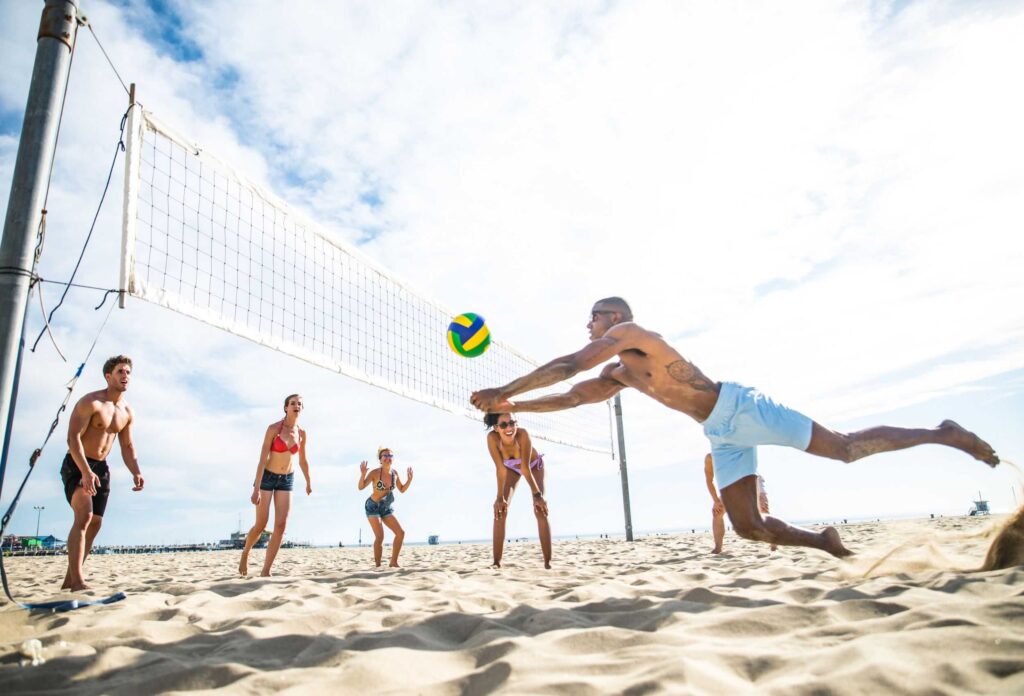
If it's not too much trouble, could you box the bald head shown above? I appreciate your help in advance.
[593,297,633,322]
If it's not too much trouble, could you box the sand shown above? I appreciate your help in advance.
[1,515,1022,695]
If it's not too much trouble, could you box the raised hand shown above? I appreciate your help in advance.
[359,460,368,476]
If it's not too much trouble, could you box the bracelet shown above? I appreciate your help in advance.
[533,491,543,498]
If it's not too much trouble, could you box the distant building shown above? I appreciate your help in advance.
[2,535,62,550]
[219,530,270,548]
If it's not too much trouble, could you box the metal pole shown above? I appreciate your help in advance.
[34,505,44,536]
[613,394,634,541]
[0,0,80,498]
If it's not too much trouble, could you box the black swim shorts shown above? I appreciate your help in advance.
[60,452,111,517]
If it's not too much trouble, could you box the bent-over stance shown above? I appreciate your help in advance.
[471,297,999,558]
[485,412,552,569]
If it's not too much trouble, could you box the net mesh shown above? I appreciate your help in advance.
[121,108,612,453]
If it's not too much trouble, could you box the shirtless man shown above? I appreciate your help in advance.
[61,355,143,590]
[704,453,774,554]
[471,297,999,557]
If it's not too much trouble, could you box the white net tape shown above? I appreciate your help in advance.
[120,107,613,454]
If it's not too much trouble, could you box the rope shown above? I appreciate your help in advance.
[83,19,130,97]
[0,296,124,612]
[35,279,67,362]
[30,107,129,353]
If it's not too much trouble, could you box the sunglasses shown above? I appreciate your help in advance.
[380,453,394,459]
[497,420,517,429]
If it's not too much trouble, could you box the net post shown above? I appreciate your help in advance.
[0,0,80,497]
[118,82,140,309]
[613,394,634,541]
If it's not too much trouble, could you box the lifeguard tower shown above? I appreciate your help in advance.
[968,492,990,516]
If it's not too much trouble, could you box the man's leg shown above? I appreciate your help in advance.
[756,477,777,551]
[720,475,851,558]
[82,515,103,560]
[62,489,93,590]
[806,420,998,466]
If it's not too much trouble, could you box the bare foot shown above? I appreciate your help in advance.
[940,420,999,467]
[260,569,272,577]
[822,527,853,558]
[711,547,722,554]
[491,561,501,569]
[544,562,551,570]
[769,544,778,552]
[389,562,400,568]
[238,555,249,576]
[65,581,90,591]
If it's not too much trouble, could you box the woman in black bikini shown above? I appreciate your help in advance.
[486,412,552,569]
[239,394,312,576]
[358,446,413,567]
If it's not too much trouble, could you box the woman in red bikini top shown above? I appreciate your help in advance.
[485,412,552,569]
[238,393,313,578]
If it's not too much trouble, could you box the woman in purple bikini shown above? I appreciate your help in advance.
[485,412,552,568]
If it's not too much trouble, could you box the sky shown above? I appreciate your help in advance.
[1,0,1023,550]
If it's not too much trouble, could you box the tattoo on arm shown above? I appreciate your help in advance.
[666,360,716,391]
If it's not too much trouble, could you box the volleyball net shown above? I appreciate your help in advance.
[119,106,613,454]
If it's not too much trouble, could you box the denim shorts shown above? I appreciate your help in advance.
[703,382,813,490]
[260,470,294,492]
[365,492,394,518]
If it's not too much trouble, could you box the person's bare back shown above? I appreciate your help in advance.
[598,322,720,421]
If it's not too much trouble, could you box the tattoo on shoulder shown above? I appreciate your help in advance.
[666,360,715,391]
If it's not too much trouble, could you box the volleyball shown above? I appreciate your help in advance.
[447,313,491,357]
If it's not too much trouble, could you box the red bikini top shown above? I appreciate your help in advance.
[271,422,299,454]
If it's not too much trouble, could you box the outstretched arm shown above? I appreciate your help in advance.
[471,326,633,411]
[499,375,625,414]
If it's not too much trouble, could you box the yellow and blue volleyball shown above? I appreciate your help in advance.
[447,313,491,357]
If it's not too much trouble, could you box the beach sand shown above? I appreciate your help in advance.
[1,515,1022,694]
